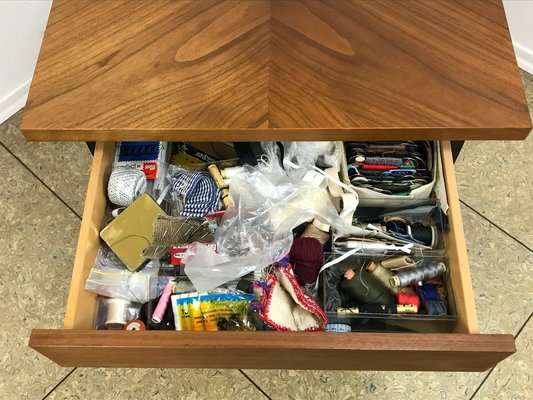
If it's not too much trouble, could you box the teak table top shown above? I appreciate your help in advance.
[21,0,531,141]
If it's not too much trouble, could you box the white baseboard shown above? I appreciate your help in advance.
[514,42,533,76]
[0,78,31,125]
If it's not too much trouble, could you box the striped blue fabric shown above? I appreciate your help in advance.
[173,171,220,217]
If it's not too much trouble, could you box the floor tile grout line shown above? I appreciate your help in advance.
[238,370,273,400]
[469,312,533,400]
[468,366,495,400]
[41,368,77,400]
[513,311,533,340]
[0,141,82,221]
[460,199,533,253]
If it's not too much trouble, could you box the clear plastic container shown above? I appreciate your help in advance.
[320,252,457,333]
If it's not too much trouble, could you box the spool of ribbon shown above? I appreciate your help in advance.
[107,167,147,207]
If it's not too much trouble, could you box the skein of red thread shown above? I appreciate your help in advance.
[396,290,420,310]
[289,237,324,285]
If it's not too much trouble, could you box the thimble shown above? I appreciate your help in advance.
[107,167,147,207]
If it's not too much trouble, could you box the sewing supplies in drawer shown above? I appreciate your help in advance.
[87,140,456,334]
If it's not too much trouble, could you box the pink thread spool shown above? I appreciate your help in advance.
[152,281,174,324]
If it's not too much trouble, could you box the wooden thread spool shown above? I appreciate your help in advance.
[380,256,414,269]
[207,164,232,209]
[366,261,398,294]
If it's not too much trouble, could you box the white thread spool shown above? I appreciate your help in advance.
[105,298,131,330]
[107,167,147,207]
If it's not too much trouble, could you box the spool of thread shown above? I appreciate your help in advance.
[207,164,232,209]
[380,256,414,269]
[384,220,437,248]
[366,262,398,294]
[390,262,447,288]
[289,237,324,284]
[340,266,395,305]
[105,298,131,329]
[363,157,403,166]
[302,220,330,245]
[416,284,439,301]
[426,300,447,315]
[221,166,245,179]
[107,167,147,207]
[396,290,420,309]
[360,164,401,171]
[152,281,174,324]
[410,224,437,248]
[125,320,146,331]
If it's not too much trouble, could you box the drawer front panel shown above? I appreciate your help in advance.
[30,330,515,371]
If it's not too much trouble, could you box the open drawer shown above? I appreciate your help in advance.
[28,141,516,371]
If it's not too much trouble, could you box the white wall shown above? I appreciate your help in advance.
[0,0,52,124]
[0,1,531,125]
[504,0,533,76]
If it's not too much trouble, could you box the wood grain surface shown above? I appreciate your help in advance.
[21,0,531,141]
[29,330,515,371]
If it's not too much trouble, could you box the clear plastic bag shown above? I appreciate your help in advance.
[183,147,357,292]
[85,245,160,303]
[280,141,342,179]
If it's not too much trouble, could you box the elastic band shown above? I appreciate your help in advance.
[312,248,361,291]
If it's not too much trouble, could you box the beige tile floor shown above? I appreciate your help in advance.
[0,72,532,399]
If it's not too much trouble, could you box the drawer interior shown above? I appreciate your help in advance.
[62,141,478,333]
[29,141,516,371]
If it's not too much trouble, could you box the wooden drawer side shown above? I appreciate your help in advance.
[440,142,479,334]
[63,142,115,329]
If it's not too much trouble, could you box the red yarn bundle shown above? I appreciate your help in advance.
[289,237,324,284]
